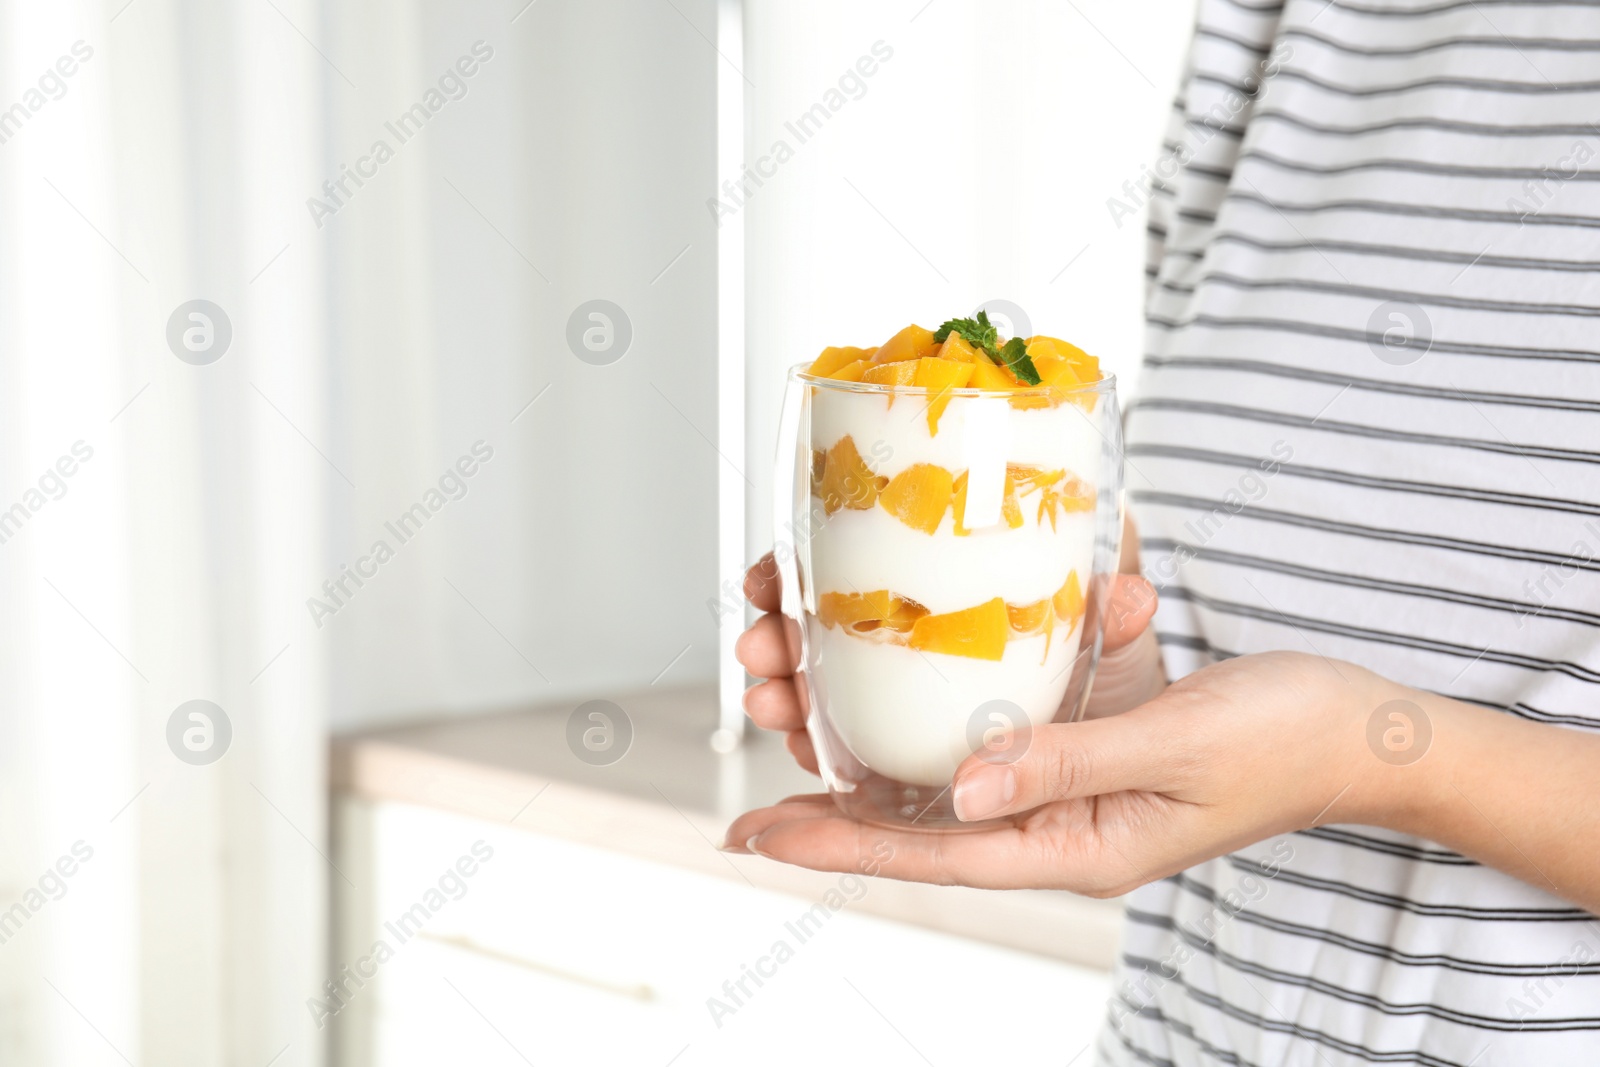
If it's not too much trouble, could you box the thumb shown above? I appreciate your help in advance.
[950,710,1169,822]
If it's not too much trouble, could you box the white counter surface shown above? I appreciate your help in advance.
[331,683,1124,972]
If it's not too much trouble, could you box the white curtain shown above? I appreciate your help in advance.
[0,0,327,1063]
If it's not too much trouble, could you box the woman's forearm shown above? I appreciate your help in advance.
[1358,685,1600,915]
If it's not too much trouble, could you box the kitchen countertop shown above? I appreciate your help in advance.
[330,682,1123,972]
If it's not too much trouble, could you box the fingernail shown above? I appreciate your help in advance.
[953,765,1016,822]
[719,836,752,854]
[745,834,772,858]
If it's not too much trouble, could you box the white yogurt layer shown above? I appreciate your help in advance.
[799,385,1103,787]
[809,617,1084,787]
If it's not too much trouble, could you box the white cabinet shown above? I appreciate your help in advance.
[329,798,1112,1066]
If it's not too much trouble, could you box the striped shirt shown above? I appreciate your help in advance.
[1104,1,1600,1064]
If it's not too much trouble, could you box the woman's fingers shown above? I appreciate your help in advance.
[785,729,820,775]
[1102,573,1158,653]
[1085,625,1168,719]
[1082,573,1166,718]
[743,552,782,613]
[722,794,836,850]
[742,677,805,732]
[730,810,1084,890]
[950,710,1174,823]
[1118,512,1142,575]
[734,613,798,678]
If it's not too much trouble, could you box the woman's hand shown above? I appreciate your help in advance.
[729,546,1600,913]
[725,650,1396,895]
[730,516,1600,912]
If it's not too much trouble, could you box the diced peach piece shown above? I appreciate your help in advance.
[1027,334,1084,361]
[862,359,917,407]
[1011,353,1086,410]
[1024,336,1061,361]
[816,590,929,637]
[1029,335,1101,386]
[826,359,870,382]
[968,359,1019,391]
[913,357,973,436]
[1054,570,1085,625]
[1009,466,1065,496]
[873,324,940,364]
[818,435,887,515]
[908,597,1009,661]
[1008,392,1053,411]
[1062,477,1095,511]
[878,463,954,534]
[808,346,871,377]
[952,471,971,536]
[1001,470,1025,529]
[881,600,929,633]
[1007,599,1051,633]
[936,332,979,363]
[819,590,891,628]
[1036,355,1083,389]
[863,361,918,386]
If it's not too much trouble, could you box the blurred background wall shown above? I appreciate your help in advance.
[0,0,1189,1062]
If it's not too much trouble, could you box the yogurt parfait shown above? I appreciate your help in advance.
[775,314,1122,828]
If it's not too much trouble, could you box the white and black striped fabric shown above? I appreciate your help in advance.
[1105,1,1600,1064]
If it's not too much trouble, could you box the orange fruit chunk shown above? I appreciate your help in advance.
[862,361,917,386]
[819,590,896,627]
[1010,338,1101,409]
[862,359,917,407]
[1036,355,1084,389]
[1010,468,1094,529]
[1010,353,1083,410]
[968,358,1019,391]
[879,463,955,534]
[826,359,870,382]
[818,435,887,515]
[880,601,929,633]
[936,332,979,363]
[1028,335,1098,379]
[817,590,927,633]
[872,324,940,364]
[1007,592,1064,664]
[1001,470,1025,529]
[912,357,974,436]
[952,471,971,536]
[1009,466,1065,496]
[1024,336,1063,360]
[1007,598,1051,633]
[809,346,872,377]
[1054,570,1085,625]
[908,597,1009,661]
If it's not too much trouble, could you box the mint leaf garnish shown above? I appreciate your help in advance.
[933,310,998,353]
[933,310,1041,385]
[995,336,1042,385]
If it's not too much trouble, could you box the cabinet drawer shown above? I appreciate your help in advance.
[331,797,1112,1066]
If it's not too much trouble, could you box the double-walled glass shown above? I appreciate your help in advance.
[773,366,1124,830]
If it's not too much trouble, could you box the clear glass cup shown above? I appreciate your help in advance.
[772,364,1124,830]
